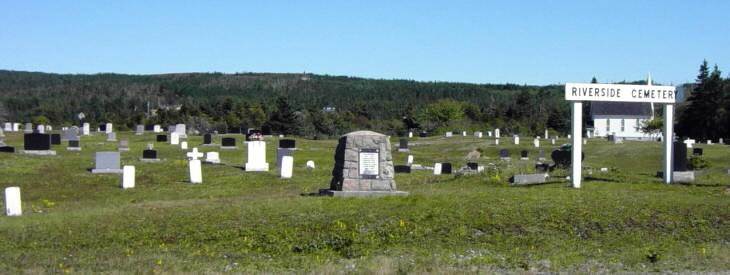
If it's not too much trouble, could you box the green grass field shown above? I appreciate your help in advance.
[0,132,728,273]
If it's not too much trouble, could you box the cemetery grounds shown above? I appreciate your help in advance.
[0,132,728,273]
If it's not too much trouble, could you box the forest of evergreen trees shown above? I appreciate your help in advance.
[0,60,727,140]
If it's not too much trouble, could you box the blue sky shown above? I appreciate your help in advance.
[1,1,728,85]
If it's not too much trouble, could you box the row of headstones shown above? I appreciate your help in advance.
[397,135,569,151]
[438,129,556,139]
[683,138,726,148]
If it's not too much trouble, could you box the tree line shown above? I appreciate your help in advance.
[0,60,726,140]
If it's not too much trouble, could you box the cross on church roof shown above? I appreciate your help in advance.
[187,147,204,160]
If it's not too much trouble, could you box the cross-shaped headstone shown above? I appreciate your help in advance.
[683,139,695,148]
[186,147,204,160]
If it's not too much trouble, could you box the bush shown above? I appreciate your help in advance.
[689,155,710,170]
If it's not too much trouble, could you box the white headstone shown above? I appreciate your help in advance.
[3,123,10,132]
[514,135,519,145]
[544,129,549,139]
[407,155,414,165]
[583,138,587,145]
[189,159,203,184]
[494,129,500,138]
[245,141,269,171]
[13,123,21,132]
[445,132,453,137]
[36,125,45,133]
[280,156,293,179]
[408,132,413,138]
[495,139,500,145]
[187,147,204,160]
[175,124,187,137]
[475,131,483,138]
[720,138,724,144]
[533,138,540,148]
[82,123,90,135]
[551,138,556,145]
[121,165,135,189]
[46,125,52,131]
[567,134,572,139]
[153,125,162,133]
[706,140,712,145]
[684,139,695,148]
[205,152,220,164]
[462,131,467,136]
[433,163,442,175]
[487,131,492,137]
[180,141,188,150]
[5,187,21,216]
[306,160,315,169]
[105,123,113,133]
[170,132,180,145]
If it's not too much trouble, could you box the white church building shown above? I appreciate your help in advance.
[590,102,656,140]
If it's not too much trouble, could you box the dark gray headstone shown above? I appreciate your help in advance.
[466,162,478,170]
[279,139,296,149]
[68,140,80,148]
[399,139,408,149]
[221,137,236,147]
[0,146,15,153]
[24,133,51,151]
[419,131,428,138]
[156,135,168,142]
[143,149,157,159]
[674,141,688,172]
[99,124,107,132]
[692,148,703,156]
[50,134,61,145]
[394,165,411,173]
[145,125,154,131]
[520,150,528,158]
[203,134,212,144]
[92,152,122,173]
[441,163,452,174]
[499,149,509,158]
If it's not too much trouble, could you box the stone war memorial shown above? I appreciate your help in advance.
[320,131,408,197]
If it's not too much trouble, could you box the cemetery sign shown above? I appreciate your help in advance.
[565,83,677,103]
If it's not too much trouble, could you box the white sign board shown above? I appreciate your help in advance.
[358,149,379,177]
[565,83,677,103]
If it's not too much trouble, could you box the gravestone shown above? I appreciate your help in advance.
[67,140,81,151]
[407,155,414,165]
[5,187,22,216]
[0,145,15,153]
[684,139,695,148]
[419,131,428,138]
[321,131,407,197]
[245,141,269,171]
[3,123,10,132]
[466,162,478,170]
[82,123,90,135]
[121,166,135,189]
[24,123,33,133]
[408,131,413,138]
[105,123,113,133]
[145,125,154,131]
[394,165,411,173]
[153,125,162,133]
[545,129,549,139]
[106,132,117,142]
[175,124,187,138]
[221,137,237,149]
[187,148,204,184]
[156,134,168,142]
[494,138,500,145]
[551,138,556,145]
[180,141,188,150]
[141,144,160,162]
[118,139,130,151]
[398,138,409,152]
[62,127,79,141]
[91,152,123,174]
[445,132,453,137]
[277,139,296,169]
[202,133,214,146]
[520,150,529,160]
[494,128,500,138]
[135,125,144,135]
[170,132,180,145]
[511,174,547,186]
[50,134,61,145]
[674,141,688,171]
[281,156,294,178]
[36,124,45,133]
[462,131,467,136]
[513,135,520,145]
[538,150,546,161]
[692,148,703,156]
[441,163,453,174]
[499,149,510,160]
[533,138,540,148]
[23,133,55,155]
[204,152,221,164]
[99,124,107,133]
[433,163,442,175]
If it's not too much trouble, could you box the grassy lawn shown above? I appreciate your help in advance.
[0,132,728,273]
